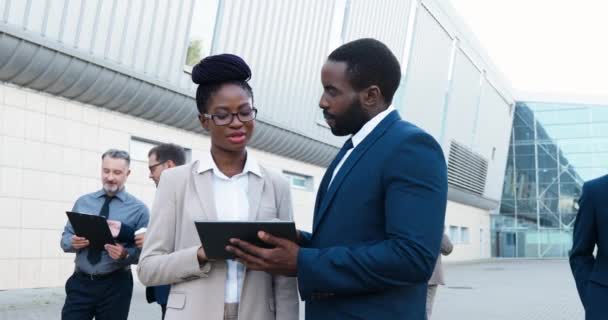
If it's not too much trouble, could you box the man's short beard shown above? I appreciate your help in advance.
[331,98,369,136]
[103,184,121,194]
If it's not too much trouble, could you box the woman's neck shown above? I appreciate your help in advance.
[210,146,247,178]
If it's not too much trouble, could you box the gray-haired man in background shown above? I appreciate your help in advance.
[60,149,149,320]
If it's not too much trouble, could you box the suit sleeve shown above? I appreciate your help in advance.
[297,131,447,299]
[298,231,313,248]
[137,170,212,286]
[122,205,149,265]
[116,223,136,244]
[569,182,597,306]
[271,174,299,320]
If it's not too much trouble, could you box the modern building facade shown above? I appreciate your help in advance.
[0,0,514,289]
[495,99,608,258]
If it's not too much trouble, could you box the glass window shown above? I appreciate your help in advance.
[461,227,470,244]
[506,233,516,246]
[497,102,608,257]
[591,107,608,122]
[130,138,159,162]
[130,138,192,162]
[184,0,221,69]
[283,171,314,191]
[449,225,460,244]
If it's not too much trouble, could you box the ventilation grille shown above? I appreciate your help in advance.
[447,141,488,196]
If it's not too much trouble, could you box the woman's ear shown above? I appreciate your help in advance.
[199,114,210,131]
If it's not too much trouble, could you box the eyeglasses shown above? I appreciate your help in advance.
[148,161,166,172]
[202,108,258,126]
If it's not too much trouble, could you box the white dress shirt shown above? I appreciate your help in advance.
[197,151,262,303]
[330,105,395,186]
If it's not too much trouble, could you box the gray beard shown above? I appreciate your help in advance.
[103,184,121,194]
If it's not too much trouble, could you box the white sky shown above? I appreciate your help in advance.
[449,0,608,97]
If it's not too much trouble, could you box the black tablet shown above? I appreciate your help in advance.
[66,211,116,250]
[194,221,297,260]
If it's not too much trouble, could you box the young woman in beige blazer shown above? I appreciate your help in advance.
[137,54,299,320]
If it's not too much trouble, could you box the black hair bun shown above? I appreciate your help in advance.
[191,53,251,85]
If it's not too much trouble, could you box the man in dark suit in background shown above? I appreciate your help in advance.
[228,38,448,319]
[570,175,608,320]
[143,143,187,319]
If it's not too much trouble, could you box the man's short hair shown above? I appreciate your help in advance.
[148,143,187,166]
[101,149,131,166]
[328,38,401,104]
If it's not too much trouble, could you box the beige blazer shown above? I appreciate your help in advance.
[137,161,299,320]
[428,233,453,285]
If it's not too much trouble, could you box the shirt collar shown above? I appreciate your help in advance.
[94,188,127,202]
[196,151,262,178]
[351,105,395,148]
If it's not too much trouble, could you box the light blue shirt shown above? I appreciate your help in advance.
[60,189,150,274]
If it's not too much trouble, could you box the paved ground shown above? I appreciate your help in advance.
[433,259,584,320]
[0,259,584,320]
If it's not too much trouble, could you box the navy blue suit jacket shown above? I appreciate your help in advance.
[570,175,608,319]
[146,285,169,306]
[297,110,448,319]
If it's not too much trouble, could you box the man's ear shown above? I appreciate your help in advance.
[166,160,177,168]
[360,85,381,108]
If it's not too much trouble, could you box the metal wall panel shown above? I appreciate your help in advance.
[0,0,517,185]
[474,79,512,200]
[0,0,194,85]
[401,4,453,140]
[144,0,168,76]
[6,0,27,26]
[213,0,343,145]
[61,0,82,47]
[343,0,411,60]
[44,0,66,41]
[91,0,114,57]
[442,48,482,148]
[106,0,128,62]
[76,0,97,52]
[0,0,417,146]
[25,0,47,34]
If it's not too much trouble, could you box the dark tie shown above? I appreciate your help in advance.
[87,195,114,265]
[320,138,353,193]
[329,139,353,181]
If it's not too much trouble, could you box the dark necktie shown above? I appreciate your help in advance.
[321,138,353,193]
[329,138,353,184]
[87,195,114,265]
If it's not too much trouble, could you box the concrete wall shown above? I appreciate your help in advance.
[443,201,491,262]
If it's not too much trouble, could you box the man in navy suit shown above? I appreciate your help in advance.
[570,175,608,320]
[228,38,448,319]
[145,143,186,319]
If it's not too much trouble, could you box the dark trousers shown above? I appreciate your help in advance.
[61,270,133,320]
[585,281,608,320]
[146,285,169,319]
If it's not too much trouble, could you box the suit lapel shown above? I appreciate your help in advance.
[312,141,352,231]
[191,164,218,221]
[313,171,331,222]
[247,173,264,221]
[312,111,401,233]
